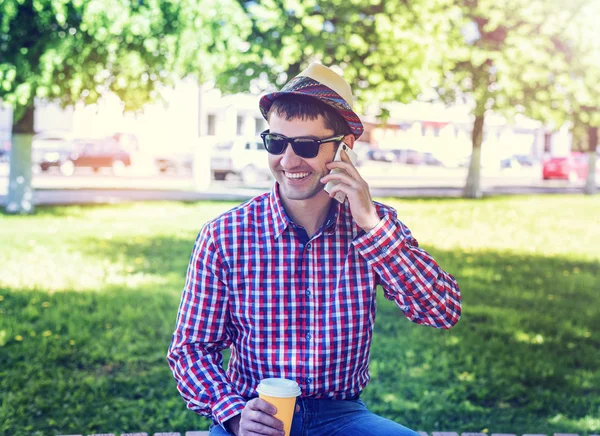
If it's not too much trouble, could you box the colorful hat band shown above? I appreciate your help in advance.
[259,76,364,139]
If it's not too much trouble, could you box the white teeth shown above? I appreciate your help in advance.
[285,172,310,180]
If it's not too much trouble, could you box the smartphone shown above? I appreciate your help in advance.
[324,142,358,203]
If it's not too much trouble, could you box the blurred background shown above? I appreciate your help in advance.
[0,1,599,435]
[0,0,598,206]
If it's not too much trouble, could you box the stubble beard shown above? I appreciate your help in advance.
[277,170,326,201]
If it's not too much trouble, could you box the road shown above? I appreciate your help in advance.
[0,161,588,206]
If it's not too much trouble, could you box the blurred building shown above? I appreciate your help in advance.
[0,81,572,161]
[360,101,564,164]
[198,87,267,139]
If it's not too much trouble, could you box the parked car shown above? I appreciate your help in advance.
[368,148,433,165]
[31,130,74,172]
[365,148,395,163]
[155,152,193,174]
[542,152,599,182]
[389,148,423,165]
[422,152,445,166]
[501,154,537,169]
[112,132,140,153]
[210,137,272,183]
[59,137,132,176]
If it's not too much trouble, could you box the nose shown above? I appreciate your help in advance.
[279,141,303,168]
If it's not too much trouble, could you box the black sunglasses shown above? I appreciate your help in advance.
[260,129,345,159]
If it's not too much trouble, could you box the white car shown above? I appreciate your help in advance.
[211,137,273,184]
[31,130,75,174]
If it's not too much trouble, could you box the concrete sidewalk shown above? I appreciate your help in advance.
[0,184,585,207]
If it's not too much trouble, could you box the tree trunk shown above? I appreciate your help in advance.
[6,105,35,214]
[464,113,485,199]
[584,125,597,195]
[194,81,211,191]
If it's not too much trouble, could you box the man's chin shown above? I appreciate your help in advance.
[279,179,324,201]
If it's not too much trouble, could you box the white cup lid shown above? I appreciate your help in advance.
[256,378,301,398]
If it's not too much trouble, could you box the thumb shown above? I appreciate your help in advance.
[295,404,300,413]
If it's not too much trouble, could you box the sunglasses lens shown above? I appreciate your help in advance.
[292,139,319,158]
[262,132,328,158]
[264,134,287,154]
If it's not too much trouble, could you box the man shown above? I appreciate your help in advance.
[167,63,462,436]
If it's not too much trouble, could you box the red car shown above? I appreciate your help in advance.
[542,152,599,182]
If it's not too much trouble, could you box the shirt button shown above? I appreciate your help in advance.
[306,377,312,384]
[306,243,312,250]
[306,332,312,340]
[305,289,311,296]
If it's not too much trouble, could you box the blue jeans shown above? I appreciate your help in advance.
[209,397,420,436]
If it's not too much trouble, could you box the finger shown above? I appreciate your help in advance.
[295,404,300,413]
[244,429,283,436]
[243,418,285,436]
[248,398,277,415]
[326,183,351,200]
[243,402,285,432]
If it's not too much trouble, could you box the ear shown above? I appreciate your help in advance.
[342,134,355,149]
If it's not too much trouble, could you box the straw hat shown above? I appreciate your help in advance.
[259,63,364,139]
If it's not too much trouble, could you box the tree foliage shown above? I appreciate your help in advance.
[0,0,250,119]
[554,1,600,129]
[0,0,250,213]
[432,0,591,197]
[217,0,458,110]
[555,0,600,194]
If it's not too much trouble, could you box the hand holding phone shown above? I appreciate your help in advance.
[324,142,358,203]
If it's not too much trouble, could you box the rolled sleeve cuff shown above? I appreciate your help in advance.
[212,393,247,427]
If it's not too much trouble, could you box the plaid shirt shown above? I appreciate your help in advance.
[167,184,461,426]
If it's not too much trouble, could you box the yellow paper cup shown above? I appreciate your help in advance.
[256,378,301,436]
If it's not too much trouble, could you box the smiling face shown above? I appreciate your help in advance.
[267,112,340,203]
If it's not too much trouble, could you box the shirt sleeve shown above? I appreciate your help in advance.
[166,223,246,426]
[352,210,462,329]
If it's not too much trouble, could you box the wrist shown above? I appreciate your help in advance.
[361,212,381,233]
[224,413,241,436]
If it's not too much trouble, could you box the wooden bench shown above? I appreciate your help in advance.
[58,431,596,436]
[58,433,210,436]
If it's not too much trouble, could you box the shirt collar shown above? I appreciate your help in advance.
[322,198,340,235]
[269,183,341,239]
[270,183,291,239]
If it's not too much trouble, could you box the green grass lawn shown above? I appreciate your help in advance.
[1,195,599,436]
